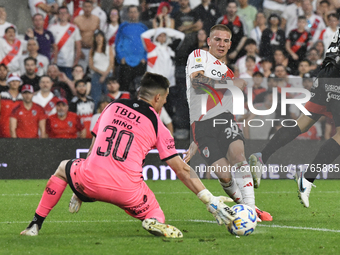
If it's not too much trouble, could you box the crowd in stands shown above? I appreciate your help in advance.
[0,0,340,140]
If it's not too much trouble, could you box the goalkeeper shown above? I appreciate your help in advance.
[20,72,235,238]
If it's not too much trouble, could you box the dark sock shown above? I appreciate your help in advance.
[27,213,45,230]
[262,125,301,163]
[305,138,340,183]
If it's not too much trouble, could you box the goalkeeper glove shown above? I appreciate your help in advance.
[197,189,236,226]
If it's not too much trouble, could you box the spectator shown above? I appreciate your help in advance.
[159,106,174,135]
[28,0,58,29]
[196,29,209,50]
[141,27,185,94]
[262,0,286,19]
[317,0,331,25]
[105,8,121,55]
[0,27,26,73]
[0,73,23,138]
[174,0,203,67]
[89,95,110,131]
[240,55,256,83]
[153,2,175,29]
[47,64,76,102]
[19,39,49,77]
[69,80,95,139]
[250,12,267,48]
[273,48,289,69]
[319,13,339,51]
[46,97,86,138]
[236,38,261,75]
[10,84,47,138]
[281,0,303,37]
[259,14,286,61]
[49,6,82,79]
[25,14,56,61]
[74,0,100,72]
[237,0,257,36]
[244,90,276,140]
[249,71,267,101]
[0,63,8,91]
[194,0,220,35]
[79,0,108,31]
[216,1,247,63]
[111,0,126,22]
[302,0,326,44]
[286,16,312,74]
[89,30,114,111]
[297,59,311,78]
[33,75,59,116]
[257,57,273,78]
[313,40,325,60]
[64,0,86,18]
[0,5,17,37]
[106,77,130,101]
[306,47,322,74]
[115,5,148,93]
[71,65,91,95]
[20,57,41,92]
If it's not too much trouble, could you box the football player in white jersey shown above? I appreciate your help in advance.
[184,24,272,221]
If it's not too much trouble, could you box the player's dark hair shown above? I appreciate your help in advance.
[0,63,8,70]
[107,76,119,84]
[92,30,106,57]
[245,38,257,46]
[139,72,169,99]
[5,26,16,34]
[72,64,84,72]
[327,13,339,20]
[32,13,44,20]
[253,71,264,77]
[58,6,69,13]
[320,0,330,6]
[39,75,52,83]
[299,59,311,66]
[246,55,256,62]
[127,5,139,13]
[75,79,86,87]
[298,15,307,21]
[24,56,37,65]
[209,24,232,38]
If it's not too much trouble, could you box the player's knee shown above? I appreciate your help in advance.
[219,177,232,184]
[54,160,68,182]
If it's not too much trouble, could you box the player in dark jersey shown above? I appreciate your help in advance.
[20,72,236,237]
[249,27,340,208]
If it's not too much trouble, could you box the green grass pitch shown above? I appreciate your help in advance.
[1,179,340,255]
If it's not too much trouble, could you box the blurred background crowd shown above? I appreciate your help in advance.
[0,0,339,140]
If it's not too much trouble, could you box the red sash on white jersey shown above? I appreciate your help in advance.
[310,18,320,37]
[0,39,21,65]
[291,31,308,53]
[44,96,59,115]
[108,30,118,46]
[57,26,76,51]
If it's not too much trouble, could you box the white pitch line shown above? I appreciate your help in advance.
[2,219,340,233]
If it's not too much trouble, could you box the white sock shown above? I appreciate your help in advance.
[233,161,255,211]
[219,179,244,204]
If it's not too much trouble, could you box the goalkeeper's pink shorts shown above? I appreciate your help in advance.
[66,158,165,223]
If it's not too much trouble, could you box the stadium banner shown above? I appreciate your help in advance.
[0,139,339,179]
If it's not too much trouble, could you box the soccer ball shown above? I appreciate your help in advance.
[227,204,257,236]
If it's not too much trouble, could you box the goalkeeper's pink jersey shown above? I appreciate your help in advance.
[83,99,178,191]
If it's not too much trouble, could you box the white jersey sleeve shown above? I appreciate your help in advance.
[186,49,207,78]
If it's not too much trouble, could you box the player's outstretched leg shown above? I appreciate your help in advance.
[249,152,263,189]
[69,193,82,213]
[21,161,69,236]
[142,219,183,238]
[295,170,315,208]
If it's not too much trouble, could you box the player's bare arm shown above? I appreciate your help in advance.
[190,71,223,89]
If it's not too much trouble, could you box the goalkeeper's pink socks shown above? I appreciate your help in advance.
[36,175,67,217]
